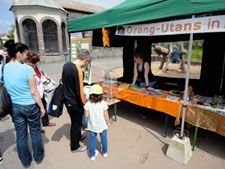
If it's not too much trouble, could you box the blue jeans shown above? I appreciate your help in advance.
[82,115,88,129]
[89,130,107,157]
[11,103,44,166]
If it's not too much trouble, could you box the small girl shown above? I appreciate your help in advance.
[84,84,110,161]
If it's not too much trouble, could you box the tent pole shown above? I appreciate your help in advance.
[180,15,194,139]
[219,51,225,94]
[68,33,72,62]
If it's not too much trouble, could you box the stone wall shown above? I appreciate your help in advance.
[40,47,123,63]
[92,47,123,58]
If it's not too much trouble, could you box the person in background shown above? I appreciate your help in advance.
[0,47,7,64]
[3,40,15,63]
[152,44,171,70]
[0,40,15,64]
[84,84,110,161]
[131,49,157,87]
[26,51,56,129]
[62,50,92,153]
[0,152,3,165]
[1,42,45,167]
[163,45,186,73]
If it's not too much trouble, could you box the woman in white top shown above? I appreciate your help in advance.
[84,84,110,161]
[26,51,55,128]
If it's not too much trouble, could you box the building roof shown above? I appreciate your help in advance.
[11,0,67,13]
[55,0,105,13]
[12,0,104,14]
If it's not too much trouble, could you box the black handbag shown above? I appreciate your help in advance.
[0,64,12,118]
[48,80,64,118]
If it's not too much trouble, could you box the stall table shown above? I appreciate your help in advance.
[116,86,182,136]
[185,104,225,150]
[105,98,121,121]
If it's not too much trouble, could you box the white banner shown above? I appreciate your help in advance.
[116,15,225,36]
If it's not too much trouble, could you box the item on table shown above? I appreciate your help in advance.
[169,90,181,97]
[147,86,161,92]
[167,95,180,101]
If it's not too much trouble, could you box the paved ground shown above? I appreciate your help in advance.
[0,57,224,169]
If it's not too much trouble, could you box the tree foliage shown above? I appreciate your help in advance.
[7,25,15,40]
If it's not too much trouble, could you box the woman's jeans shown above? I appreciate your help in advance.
[11,103,44,166]
[89,130,107,157]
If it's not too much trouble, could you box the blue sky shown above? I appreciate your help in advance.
[0,0,14,34]
[0,0,124,34]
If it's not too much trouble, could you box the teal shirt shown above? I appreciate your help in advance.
[0,63,36,105]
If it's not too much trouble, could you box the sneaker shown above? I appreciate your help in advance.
[90,150,99,161]
[90,156,95,161]
[23,163,31,168]
[103,153,108,158]
[71,145,87,153]
[0,156,3,164]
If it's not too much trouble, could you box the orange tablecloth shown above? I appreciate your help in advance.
[116,88,182,122]
[185,104,225,137]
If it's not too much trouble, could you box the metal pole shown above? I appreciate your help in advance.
[164,114,168,137]
[68,33,71,62]
[192,126,199,151]
[180,15,194,138]
[219,51,225,94]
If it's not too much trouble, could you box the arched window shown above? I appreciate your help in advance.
[42,19,59,53]
[22,19,39,51]
[61,22,67,52]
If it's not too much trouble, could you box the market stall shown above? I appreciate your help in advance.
[67,0,225,141]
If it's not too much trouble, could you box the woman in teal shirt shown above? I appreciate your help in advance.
[1,42,46,167]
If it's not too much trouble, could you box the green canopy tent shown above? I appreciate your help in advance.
[67,0,225,33]
[67,0,225,92]
[66,0,225,95]
[67,0,225,140]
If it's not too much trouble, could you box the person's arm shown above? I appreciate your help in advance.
[85,110,89,118]
[144,62,150,86]
[29,76,46,117]
[104,110,110,126]
[3,55,6,64]
[84,102,89,118]
[77,66,87,104]
[132,62,138,85]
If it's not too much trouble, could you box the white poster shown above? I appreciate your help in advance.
[81,43,89,49]
[83,63,92,85]
[116,15,225,36]
[71,43,77,59]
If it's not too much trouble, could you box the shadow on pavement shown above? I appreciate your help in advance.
[51,123,70,141]
[116,101,225,159]
[0,129,16,154]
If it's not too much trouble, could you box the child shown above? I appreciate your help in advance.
[84,84,110,161]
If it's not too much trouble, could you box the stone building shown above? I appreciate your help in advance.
[11,0,104,62]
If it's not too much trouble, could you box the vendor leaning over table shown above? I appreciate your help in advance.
[131,49,157,87]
